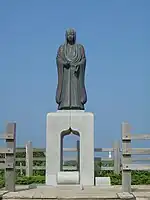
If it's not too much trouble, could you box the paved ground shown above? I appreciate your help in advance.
[0,185,150,199]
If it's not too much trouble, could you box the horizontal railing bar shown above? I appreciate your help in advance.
[0,148,14,154]
[132,157,150,161]
[123,148,150,155]
[33,166,45,170]
[16,148,26,153]
[33,157,45,161]
[15,166,26,170]
[0,133,14,140]
[122,134,150,140]
[95,148,113,152]
[16,158,25,161]
[63,148,77,152]
[0,162,14,169]
[101,166,114,171]
[130,134,150,140]
[15,147,115,153]
[15,165,78,170]
[132,148,150,155]
[63,166,77,170]
[0,157,115,162]
[123,164,150,171]
[33,148,46,152]
[101,158,113,161]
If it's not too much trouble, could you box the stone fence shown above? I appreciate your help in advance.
[0,122,16,192]
[15,140,120,176]
[0,122,150,193]
[122,122,150,192]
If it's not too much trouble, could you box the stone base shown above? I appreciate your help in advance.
[95,177,111,187]
[46,110,94,186]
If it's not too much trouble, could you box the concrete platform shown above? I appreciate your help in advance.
[1,185,150,200]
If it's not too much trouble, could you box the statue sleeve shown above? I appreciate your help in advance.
[80,45,87,104]
[56,46,64,104]
[81,45,86,59]
[77,45,86,65]
[56,45,66,65]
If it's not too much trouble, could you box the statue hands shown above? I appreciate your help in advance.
[64,62,79,73]
[65,61,70,68]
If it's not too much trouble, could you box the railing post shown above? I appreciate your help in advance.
[76,140,80,171]
[122,122,131,192]
[113,141,120,174]
[26,141,33,176]
[5,122,16,192]
[20,162,23,176]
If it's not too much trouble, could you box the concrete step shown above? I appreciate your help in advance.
[1,185,150,200]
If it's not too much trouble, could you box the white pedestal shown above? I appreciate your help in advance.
[95,177,111,187]
[57,171,79,184]
[46,110,94,186]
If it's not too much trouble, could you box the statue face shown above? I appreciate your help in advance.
[67,32,74,42]
[66,29,76,43]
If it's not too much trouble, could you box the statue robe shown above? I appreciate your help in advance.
[56,43,87,110]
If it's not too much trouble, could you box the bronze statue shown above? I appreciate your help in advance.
[56,28,87,110]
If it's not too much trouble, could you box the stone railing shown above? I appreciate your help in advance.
[14,140,121,176]
[0,122,150,192]
[122,122,150,192]
[0,122,16,192]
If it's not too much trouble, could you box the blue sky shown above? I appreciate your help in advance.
[0,0,150,150]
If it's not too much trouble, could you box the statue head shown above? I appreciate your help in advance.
[65,28,76,44]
